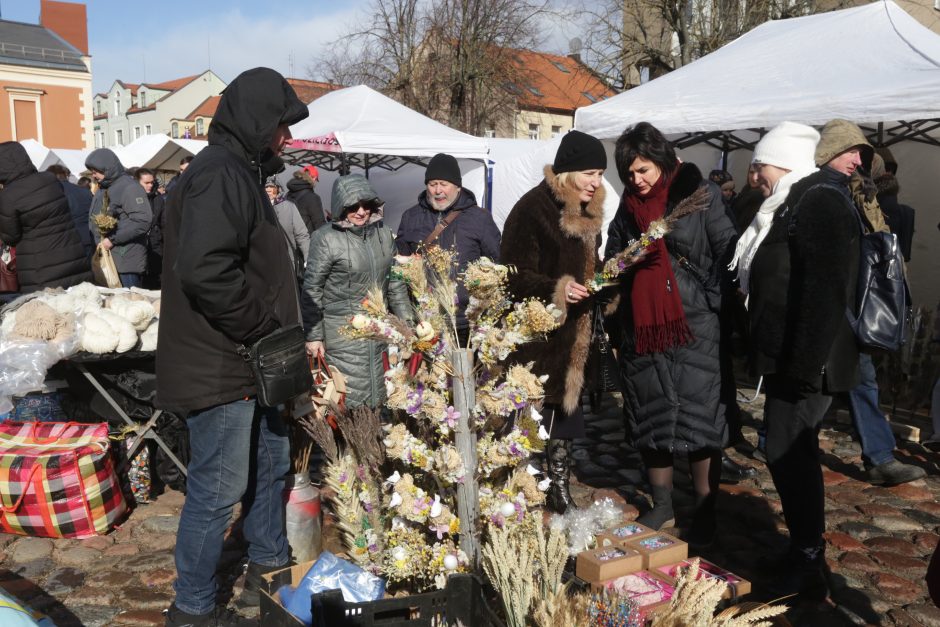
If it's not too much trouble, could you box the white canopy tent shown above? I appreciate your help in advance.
[117,135,207,173]
[575,0,940,308]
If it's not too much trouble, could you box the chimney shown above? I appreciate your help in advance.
[568,37,583,64]
[40,0,89,56]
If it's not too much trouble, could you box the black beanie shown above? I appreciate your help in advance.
[425,153,462,186]
[553,130,607,173]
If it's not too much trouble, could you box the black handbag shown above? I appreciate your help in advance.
[847,228,911,352]
[586,303,620,394]
[237,324,313,407]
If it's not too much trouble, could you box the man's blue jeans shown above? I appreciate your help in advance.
[847,353,896,467]
[118,273,142,288]
[173,399,290,615]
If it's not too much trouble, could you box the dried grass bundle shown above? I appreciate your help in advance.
[335,405,385,472]
[300,413,338,464]
[535,516,568,598]
[481,522,535,627]
[323,455,373,568]
[532,581,591,627]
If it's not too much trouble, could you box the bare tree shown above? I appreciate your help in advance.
[580,0,833,90]
[312,0,556,135]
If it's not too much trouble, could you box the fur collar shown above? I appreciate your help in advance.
[667,162,705,208]
[875,173,899,197]
[543,165,605,243]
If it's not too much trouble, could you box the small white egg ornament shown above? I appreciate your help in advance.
[443,554,459,571]
[499,502,517,518]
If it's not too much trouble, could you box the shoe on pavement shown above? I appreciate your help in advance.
[164,604,256,627]
[759,549,829,603]
[720,453,759,484]
[865,459,926,486]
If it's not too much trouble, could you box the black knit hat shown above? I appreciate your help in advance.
[425,153,462,186]
[553,130,607,173]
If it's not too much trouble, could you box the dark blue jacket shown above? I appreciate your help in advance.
[60,179,93,257]
[396,188,500,330]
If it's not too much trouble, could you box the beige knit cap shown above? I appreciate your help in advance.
[815,119,874,168]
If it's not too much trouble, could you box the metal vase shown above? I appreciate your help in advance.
[283,472,322,563]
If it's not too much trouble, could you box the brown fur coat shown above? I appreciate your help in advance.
[499,166,605,413]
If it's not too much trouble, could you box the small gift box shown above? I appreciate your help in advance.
[623,532,687,569]
[655,558,752,599]
[575,546,644,582]
[594,569,676,620]
[596,521,656,548]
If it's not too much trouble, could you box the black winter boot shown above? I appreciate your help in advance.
[239,561,288,606]
[636,484,675,530]
[545,439,574,514]
[687,492,717,548]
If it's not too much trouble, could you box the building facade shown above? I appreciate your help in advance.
[0,0,93,149]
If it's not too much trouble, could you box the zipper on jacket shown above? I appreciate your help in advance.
[365,227,379,405]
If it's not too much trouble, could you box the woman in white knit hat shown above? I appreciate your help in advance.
[740,121,861,602]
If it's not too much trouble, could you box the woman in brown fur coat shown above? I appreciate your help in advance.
[500,130,609,513]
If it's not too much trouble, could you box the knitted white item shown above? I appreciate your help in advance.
[81,312,120,353]
[751,121,820,172]
[139,320,158,352]
[67,282,103,306]
[107,297,156,331]
[96,309,138,352]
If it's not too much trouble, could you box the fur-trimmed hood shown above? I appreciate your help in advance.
[543,164,606,244]
[875,172,900,197]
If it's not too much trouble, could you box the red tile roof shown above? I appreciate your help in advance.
[115,80,139,96]
[507,50,615,114]
[181,95,221,121]
[142,73,201,92]
[286,78,342,104]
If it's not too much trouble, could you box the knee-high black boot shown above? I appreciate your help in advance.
[546,439,573,514]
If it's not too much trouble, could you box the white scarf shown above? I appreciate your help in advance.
[728,167,818,298]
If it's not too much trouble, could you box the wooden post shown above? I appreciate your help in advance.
[451,348,480,568]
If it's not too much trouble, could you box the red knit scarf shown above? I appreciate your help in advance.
[624,171,693,355]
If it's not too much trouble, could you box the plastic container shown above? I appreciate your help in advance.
[284,472,322,563]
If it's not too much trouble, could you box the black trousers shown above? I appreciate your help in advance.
[763,374,832,553]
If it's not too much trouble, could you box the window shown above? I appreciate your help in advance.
[503,82,521,94]
[115,129,124,145]
[528,123,540,140]
[483,129,496,138]
[95,100,102,115]
[139,92,146,108]
[171,122,179,139]
[134,126,141,140]
[196,118,205,136]
[526,85,544,97]
[98,132,105,147]
[114,95,121,115]
[145,124,152,135]
[581,92,597,103]
[551,125,562,138]
[7,91,42,142]
[639,66,651,84]
[551,61,570,73]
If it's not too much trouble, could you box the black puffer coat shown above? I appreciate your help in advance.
[0,141,91,292]
[396,188,501,332]
[748,168,860,393]
[155,68,309,414]
[285,177,326,235]
[606,163,736,453]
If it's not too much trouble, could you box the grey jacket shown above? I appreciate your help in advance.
[86,149,151,274]
[273,197,310,270]
[301,175,411,408]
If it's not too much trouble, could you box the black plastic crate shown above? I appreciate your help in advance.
[311,573,504,627]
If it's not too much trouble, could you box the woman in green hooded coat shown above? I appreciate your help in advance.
[302,174,411,408]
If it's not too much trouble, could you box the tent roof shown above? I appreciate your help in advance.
[117,135,206,171]
[285,85,488,170]
[575,1,940,144]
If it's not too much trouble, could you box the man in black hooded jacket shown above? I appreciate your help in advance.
[157,68,308,627]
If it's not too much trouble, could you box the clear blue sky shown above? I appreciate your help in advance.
[1,0,371,92]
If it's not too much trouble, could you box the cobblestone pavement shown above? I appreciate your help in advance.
[1,387,939,626]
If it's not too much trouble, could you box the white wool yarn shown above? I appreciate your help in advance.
[97,309,138,352]
[139,320,158,352]
[68,282,103,306]
[1,310,16,338]
[81,312,120,353]
[107,297,156,331]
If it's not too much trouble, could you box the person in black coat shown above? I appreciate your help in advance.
[285,165,327,234]
[873,156,915,262]
[134,168,165,289]
[0,142,92,293]
[156,67,309,626]
[396,153,501,343]
[47,164,94,259]
[605,123,736,544]
[742,122,860,601]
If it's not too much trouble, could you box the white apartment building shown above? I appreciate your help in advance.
[92,69,225,148]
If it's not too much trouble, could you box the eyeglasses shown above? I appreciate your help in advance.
[344,200,379,213]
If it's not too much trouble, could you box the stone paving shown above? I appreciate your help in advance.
[0,385,939,626]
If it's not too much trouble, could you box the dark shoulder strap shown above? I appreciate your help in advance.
[421,210,460,248]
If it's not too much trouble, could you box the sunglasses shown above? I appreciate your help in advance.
[344,200,379,214]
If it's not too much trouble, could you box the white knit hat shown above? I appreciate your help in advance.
[752,121,820,172]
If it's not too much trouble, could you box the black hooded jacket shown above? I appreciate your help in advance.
[155,68,309,414]
[285,177,326,234]
[0,141,92,292]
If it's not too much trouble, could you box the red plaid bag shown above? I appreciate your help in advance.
[0,422,128,538]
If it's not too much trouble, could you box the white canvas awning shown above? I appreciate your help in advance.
[117,135,207,172]
[575,1,940,145]
[285,85,489,169]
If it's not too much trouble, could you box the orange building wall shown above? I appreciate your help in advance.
[0,79,86,148]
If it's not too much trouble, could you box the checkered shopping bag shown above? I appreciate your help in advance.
[0,421,128,538]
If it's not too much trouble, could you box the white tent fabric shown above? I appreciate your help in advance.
[19,139,51,170]
[286,85,489,161]
[117,135,207,172]
[575,1,940,138]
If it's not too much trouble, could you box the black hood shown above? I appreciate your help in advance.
[84,148,125,188]
[208,67,309,180]
[0,141,38,185]
[286,176,312,194]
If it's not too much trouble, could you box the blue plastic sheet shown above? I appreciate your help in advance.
[277,551,385,626]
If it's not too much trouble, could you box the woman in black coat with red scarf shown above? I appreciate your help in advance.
[606,123,736,544]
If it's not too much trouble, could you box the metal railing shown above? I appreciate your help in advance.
[0,41,84,64]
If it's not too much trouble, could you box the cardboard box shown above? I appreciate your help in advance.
[260,560,317,627]
[623,532,687,569]
[593,569,676,620]
[576,546,644,582]
[596,521,657,548]
[654,558,752,599]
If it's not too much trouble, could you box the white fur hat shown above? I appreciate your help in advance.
[752,121,820,172]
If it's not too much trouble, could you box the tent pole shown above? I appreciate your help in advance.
[721,133,729,171]
[877,122,884,147]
